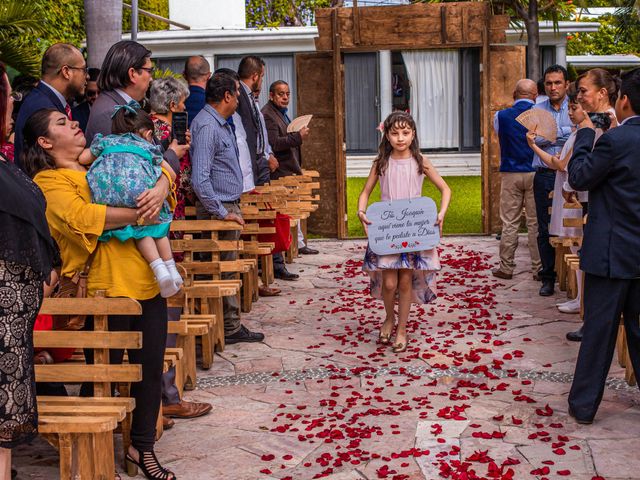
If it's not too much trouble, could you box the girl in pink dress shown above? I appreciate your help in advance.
[358,112,451,353]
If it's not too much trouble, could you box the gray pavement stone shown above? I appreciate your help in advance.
[12,237,640,479]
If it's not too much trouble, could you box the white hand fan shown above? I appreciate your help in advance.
[516,109,557,143]
[287,114,313,133]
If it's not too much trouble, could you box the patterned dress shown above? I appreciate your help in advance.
[0,260,42,448]
[152,115,195,221]
[363,157,440,304]
[86,132,172,242]
[152,115,195,262]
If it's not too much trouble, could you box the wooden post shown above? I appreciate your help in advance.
[481,6,491,234]
[332,9,348,239]
[353,0,361,45]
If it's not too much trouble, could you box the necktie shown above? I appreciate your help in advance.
[65,104,73,120]
[226,117,239,159]
[251,97,265,156]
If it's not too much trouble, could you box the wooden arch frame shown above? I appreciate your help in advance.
[296,2,526,238]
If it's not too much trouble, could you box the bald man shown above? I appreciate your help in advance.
[492,79,542,280]
[183,55,211,127]
[14,43,88,169]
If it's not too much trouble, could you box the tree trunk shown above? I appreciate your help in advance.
[84,0,123,68]
[525,1,540,81]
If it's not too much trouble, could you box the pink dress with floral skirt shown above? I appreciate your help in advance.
[362,157,440,304]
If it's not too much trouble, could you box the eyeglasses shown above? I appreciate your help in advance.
[63,65,89,74]
[138,67,155,75]
[275,91,291,97]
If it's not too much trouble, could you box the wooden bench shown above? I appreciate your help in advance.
[616,319,637,386]
[35,296,142,478]
[167,317,213,390]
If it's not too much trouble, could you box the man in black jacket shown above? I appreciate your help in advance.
[567,67,640,424]
[237,56,270,187]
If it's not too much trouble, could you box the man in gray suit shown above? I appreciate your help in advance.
[85,40,208,424]
[85,40,189,171]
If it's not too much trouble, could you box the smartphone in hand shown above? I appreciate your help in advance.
[172,112,188,145]
[588,112,611,131]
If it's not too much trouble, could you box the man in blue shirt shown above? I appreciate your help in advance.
[183,55,210,127]
[191,71,265,345]
[492,79,541,281]
[532,65,572,296]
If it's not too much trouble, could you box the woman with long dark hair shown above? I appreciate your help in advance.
[0,63,58,480]
[23,108,177,480]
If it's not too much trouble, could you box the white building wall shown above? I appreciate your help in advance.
[168,0,246,30]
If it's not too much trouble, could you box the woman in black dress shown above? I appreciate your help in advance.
[0,62,58,479]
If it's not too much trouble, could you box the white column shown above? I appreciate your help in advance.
[379,50,393,122]
[556,43,567,67]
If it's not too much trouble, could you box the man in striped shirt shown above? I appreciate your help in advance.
[191,71,265,345]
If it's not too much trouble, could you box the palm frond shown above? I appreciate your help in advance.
[0,1,44,35]
[0,39,40,75]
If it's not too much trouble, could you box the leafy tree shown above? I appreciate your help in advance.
[123,0,170,32]
[246,0,337,27]
[567,12,639,55]
[0,1,49,75]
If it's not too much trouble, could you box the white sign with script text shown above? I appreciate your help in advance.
[366,197,440,255]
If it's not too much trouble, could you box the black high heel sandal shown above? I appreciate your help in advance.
[125,449,176,480]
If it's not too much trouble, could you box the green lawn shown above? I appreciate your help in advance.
[347,176,482,237]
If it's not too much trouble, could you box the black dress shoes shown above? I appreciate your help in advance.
[566,326,584,342]
[274,269,299,281]
[568,406,593,425]
[539,279,554,296]
[299,246,319,255]
[225,325,265,344]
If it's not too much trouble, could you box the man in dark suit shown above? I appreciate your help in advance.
[567,67,640,424]
[71,67,100,132]
[236,56,270,187]
[262,80,318,258]
[14,43,87,169]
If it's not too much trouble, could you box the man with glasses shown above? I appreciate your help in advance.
[72,67,100,132]
[84,40,188,173]
[14,43,88,170]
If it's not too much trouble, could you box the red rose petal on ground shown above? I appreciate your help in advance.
[261,454,275,461]
[557,470,571,476]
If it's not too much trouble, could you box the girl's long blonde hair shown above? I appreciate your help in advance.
[373,111,423,176]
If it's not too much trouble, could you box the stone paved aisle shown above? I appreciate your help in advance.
[14,237,640,480]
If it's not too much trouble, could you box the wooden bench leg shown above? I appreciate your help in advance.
[58,434,73,480]
[242,271,253,313]
[212,298,225,353]
[286,225,296,264]
[261,255,274,286]
[155,404,164,441]
[557,246,568,292]
[92,431,115,480]
[252,264,259,302]
[179,334,197,390]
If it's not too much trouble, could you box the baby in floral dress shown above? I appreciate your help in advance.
[80,101,182,297]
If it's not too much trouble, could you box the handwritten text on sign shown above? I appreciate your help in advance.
[366,197,440,255]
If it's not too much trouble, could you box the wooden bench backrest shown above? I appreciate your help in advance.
[35,296,142,396]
